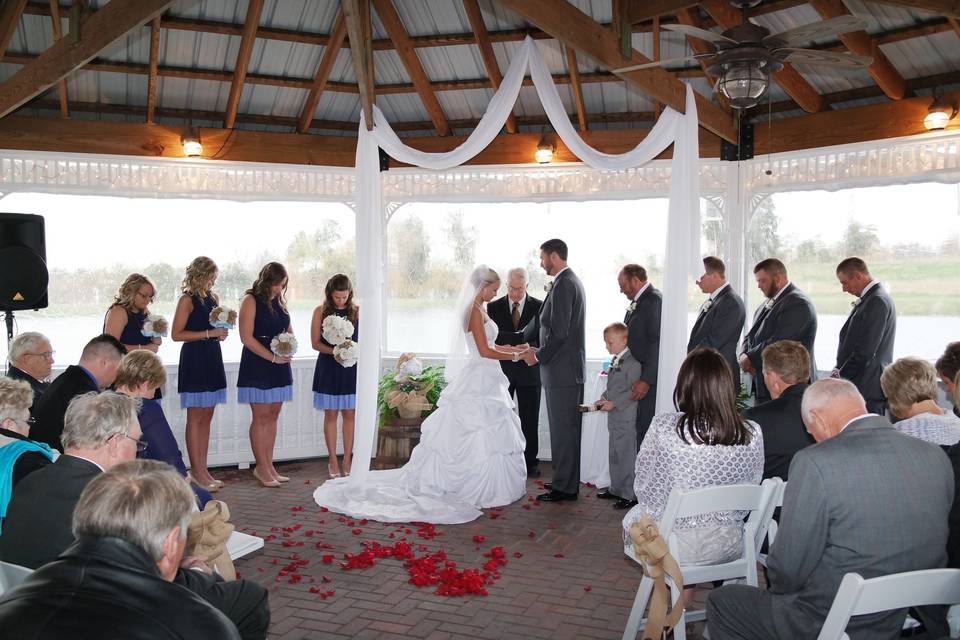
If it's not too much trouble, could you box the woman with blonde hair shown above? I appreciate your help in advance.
[881,357,960,446]
[0,378,55,527]
[311,274,359,478]
[238,262,294,487]
[171,257,229,490]
[104,273,161,355]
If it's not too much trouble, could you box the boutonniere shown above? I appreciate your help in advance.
[851,297,862,308]
[701,299,713,313]
[544,281,554,294]
[764,298,775,311]
[611,360,623,372]
[627,301,637,314]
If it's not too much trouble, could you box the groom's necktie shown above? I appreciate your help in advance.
[512,301,520,330]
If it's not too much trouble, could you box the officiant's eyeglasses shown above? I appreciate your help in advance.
[25,351,55,360]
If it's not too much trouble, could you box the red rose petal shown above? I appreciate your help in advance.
[472,535,486,543]
[553,553,565,559]
[513,552,523,558]
[583,585,592,592]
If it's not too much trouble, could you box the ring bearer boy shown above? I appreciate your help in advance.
[593,322,641,510]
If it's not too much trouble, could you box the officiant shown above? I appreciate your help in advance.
[489,267,543,477]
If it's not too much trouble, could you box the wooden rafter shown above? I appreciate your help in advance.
[146,15,160,123]
[373,0,449,136]
[0,0,26,61]
[47,0,67,118]
[948,16,960,37]
[223,0,263,129]
[808,0,906,100]
[651,17,661,116]
[0,0,173,119]
[565,46,588,130]
[342,0,374,130]
[628,1,698,23]
[700,0,825,113]
[463,0,517,134]
[495,0,737,142]
[866,0,960,18]
[297,9,346,134]
[612,0,632,58]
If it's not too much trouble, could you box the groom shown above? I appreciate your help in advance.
[522,239,586,502]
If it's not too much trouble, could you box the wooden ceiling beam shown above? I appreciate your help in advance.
[297,9,346,134]
[808,0,907,100]
[565,46,588,130]
[463,0,517,134]
[495,0,737,142]
[948,15,960,36]
[0,0,174,119]
[343,0,374,130]
[0,0,27,61]
[146,15,160,123]
[47,0,67,118]
[373,0,449,136]
[700,0,825,113]
[627,1,698,23]
[223,0,263,129]
[865,0,960,18]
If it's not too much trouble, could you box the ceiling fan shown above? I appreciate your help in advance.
[613,0,874,109]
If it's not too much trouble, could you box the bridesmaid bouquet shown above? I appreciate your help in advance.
[209,305,237,330]
[270,332,298,358]
[333,340,359,368]
[141,314,169,338]
[322,315,354,345]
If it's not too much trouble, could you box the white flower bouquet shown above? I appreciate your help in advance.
[270,332,298,358]
[141,314,169,338]
[322,314,354,345]
[395,353,423,380]
[333,340,359,368]
[209,305,237,330]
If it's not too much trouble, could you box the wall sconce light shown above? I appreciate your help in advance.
[181,128,203,157]
[924,90,957,131]
[535,132,555,164]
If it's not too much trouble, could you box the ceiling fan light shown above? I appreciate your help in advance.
[535,132,555,164]
[718,61,769,109]
[923,93,957,131]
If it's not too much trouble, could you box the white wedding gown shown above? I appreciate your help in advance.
[312,316,527,524]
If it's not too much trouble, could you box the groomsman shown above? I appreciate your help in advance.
[740,258,817,403]
[832,257,896,415]
[687,256,746,381]
[488,267,543,477]
[618,264,661,448]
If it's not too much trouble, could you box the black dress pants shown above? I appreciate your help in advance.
[509,382,541,470]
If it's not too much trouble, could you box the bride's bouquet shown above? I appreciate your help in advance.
[209,305,237,330]
[141,314,169,338]
[333,340,359,368]
[322,314,354,345]
[270,332,298,358]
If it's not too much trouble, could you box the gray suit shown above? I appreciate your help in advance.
[836,283,896,413]
[625,285,661,448]
[742,283,818,403]
[687,284,746,380]
[707,415,953,640]
[600,350,641,500]
[523,268,586,495]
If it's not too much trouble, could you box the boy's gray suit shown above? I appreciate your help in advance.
[600,350,641,500]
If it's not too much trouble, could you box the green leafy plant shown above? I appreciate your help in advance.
[736,383,751,413]
[377,365,447,425]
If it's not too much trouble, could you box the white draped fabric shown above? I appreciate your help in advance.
[348,36,701,484]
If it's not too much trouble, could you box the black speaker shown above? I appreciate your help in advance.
[0,213,49,311]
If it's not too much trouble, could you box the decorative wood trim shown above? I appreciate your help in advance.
[223,0,263,129]
[297,10,346,134]
[463,0,517,134]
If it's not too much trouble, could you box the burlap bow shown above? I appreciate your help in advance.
[384,387,434,419]
[187,500,237,581]
[629,516,685,640]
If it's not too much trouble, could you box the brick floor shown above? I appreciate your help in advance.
[213,460,714,639]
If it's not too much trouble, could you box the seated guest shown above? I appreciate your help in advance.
[5,331,54,407]
[621,348,763,566]
[0,460,241,640]
[30,333,125,451]
[707,379,953,640]
[936,342,960,418]
[0,378,56,530]
[114,350,213,507]
[946,376,960,568]
[743,340,815,480]
[0,392,270,639]
[881,357,960,446]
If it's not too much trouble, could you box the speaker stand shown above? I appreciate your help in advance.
[3,309,14,348]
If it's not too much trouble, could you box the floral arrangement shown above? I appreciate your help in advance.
[322,314,354,345]
[209,305,237,330]
[377,353,446,423]
[141,314,169,338]
[333,340,359,368]
[270,332,298,358]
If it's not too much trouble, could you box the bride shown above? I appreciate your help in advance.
[312,265,529,524]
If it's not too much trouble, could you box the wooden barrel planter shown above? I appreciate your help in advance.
[374,417,423,470]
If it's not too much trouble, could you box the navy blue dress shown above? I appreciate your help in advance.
[137,399,212,508]
[107,307,162,400]
[177,295,227,409]
[236,297,293,404]
[312,308,358,410]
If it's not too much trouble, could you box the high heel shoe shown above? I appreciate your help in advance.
[252,469,280,488]
[327,465,341,479]
[274,473,290,483]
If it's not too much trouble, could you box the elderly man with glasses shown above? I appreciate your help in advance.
[6,331,55,406]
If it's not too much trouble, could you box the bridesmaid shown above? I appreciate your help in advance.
[104,273,161,354]
[310,274,359,478]
[171,256,229,491]
[237,262,293,488]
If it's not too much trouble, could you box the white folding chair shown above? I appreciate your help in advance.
[757,479,786,568]
[817,569,960,640]
[0,560,33,596]
[622,478,780,640]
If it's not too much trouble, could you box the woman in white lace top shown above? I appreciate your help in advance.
[621,348,764,566]
[882,357,960,446]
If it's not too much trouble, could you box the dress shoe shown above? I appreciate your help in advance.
[274,474,291,483]
[536,490,578,502]
[252,469,280,488]
[527,467,542,478]
[543,482,552,491]
[613,498,638,510]
[596,489,617,500]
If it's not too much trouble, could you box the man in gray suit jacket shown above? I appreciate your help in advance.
[740,258,817,403]
[707,379,953,640]
[522,239,585,502]
[618,264,660,448]
[688,256,746,381]
[832,257,896,415]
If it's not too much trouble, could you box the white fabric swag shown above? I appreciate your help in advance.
[349,36,701,484]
